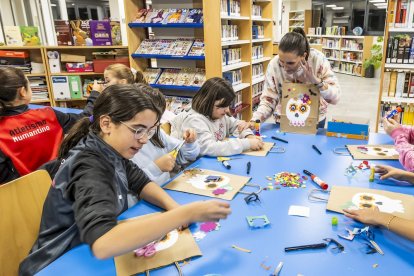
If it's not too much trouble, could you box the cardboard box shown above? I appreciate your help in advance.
[92,57,129,73]
[60,53,86,63]
[65,61,94,72]
[327,116,370,140]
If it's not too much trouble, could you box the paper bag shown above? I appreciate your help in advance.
[280,82,320,134]
[346,144,399,160]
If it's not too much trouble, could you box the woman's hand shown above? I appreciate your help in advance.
[183,129,197,143]
[299,60,321,85]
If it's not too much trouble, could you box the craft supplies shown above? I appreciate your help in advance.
[246,161,251,174]
[331,216,338,226]
[369,167,375,182]
[312,144,322,155]
[272,172,306,188]
[271,136,288,143]
[244,192,261,204]
[271,262,284,276]
[254,119,261,136]
[288,205,310,217]
[222,160,231,169]
[231,244,251,253]
[170,140,185,158]
[303,170,328,190]
[246,215,270,228]
[386,106,402,119]
[285,242,327,252]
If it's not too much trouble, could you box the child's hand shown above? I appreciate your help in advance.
[155,154,176,172]
[375,165,408,180]
[343,206,384,226]
[237,121,255,132]
[92,80,104,93]
[382,117,401,135]
[183,129,197,143]
[248,137,264,151]
[187,200,231,222]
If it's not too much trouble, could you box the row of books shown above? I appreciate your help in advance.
[143,68,206,87]
[323,50,340,60]
[252,25,264,39]
[220,0,241,17]
[4,26,41,46]
[333,63,362,76]
[386,35,414,64]
[342,51,362,62]
[382,70,414,98]
[252,63,264,79]
[252,82,264,106]
[342,39,364,51]
[252,45,264,60]
[323,39,340,49]
[223,69,242,86]
[29,77,49,100]
[222,25,239,41]
[135,39,204,57]
[390,0,414,28]
[165,96,192,115]
[308,26,347,36]
[380,103,414,126]
[222,48,241,66]
[0,50,32,73]
[308,27,323,36]
[134,9,203,24]
[252,5,262,18]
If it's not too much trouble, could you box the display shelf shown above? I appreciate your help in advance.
[252,76,265,85]
[252,56,272,64]
[382,97,414,104]
[131,53,205,60]
[221,15,250,20]
[222,62,250,72]
[128,22,203,28]
[222,40,251,46]
[150,84,200,92]
[233,83,250,92]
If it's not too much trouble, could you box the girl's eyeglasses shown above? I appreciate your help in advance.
[119,121,159,140]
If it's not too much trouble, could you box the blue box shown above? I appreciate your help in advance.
[327,116,370,140]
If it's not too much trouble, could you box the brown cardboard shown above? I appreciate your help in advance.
[346,144,399,160]
[327,186,414,220]
[280,83,320,134]
[242,142,275,156]
[60,53,86,63]
[164,169,251,200]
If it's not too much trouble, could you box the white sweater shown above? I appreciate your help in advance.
[170,109,253,156]
[131,129,199,185]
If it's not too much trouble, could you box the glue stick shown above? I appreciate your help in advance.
[386,106,403,119]
[369,167,375,182]
[303,170,329,190]
[254,119,261,136]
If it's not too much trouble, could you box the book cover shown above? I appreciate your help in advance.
[70,20,92,46]
[184,9,203,23]
[191,68,205,87]
[4,26,23,46]
[143,68,162,84]
[110,21,122,45]
[148,9,169,24]
[68,75,82,99]
[397,35,410,63]
[90,20,112,46]
[389,71,398,97]
[396,71,406,97]
[156,68,180,85]
[383,70,391,96]
[134,9,149,23]
[20,26,41,46]
[386,36,394,63]
[392,37,399,63]
[188,39,204,56]
[403,71,410,97]
[409,72,414,97]
[54,20,73,46]
[176,68,196,86]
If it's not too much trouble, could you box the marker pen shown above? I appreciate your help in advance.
[386,106,403,119]
[222,160,231,169]
[303,170,329,190]
[254,119,261,136]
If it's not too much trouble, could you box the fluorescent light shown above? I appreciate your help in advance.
[332,7,344,10]
[369,0,386,3]
[50,3,56,6]
[374,3,387,6]
[326,5,336,7]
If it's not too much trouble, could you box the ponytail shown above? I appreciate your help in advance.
[134,70,147,84]
[279,27,310,60]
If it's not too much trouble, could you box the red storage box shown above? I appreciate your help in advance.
[92,57,130,73]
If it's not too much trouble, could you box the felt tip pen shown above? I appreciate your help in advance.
[285,242,327,252]
[222,160,231,169]
[254,119,261,136]
[247,161,251,174]
[312,145,322,155]
[386,106,403,119]
[271,136,289,144]
[369,167,375,182]
[303,170,329,190]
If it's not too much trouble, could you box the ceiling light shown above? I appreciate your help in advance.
[374,3,387,6]
[369,0,386,3]
[326,5,336,7]
[332,7,344,10]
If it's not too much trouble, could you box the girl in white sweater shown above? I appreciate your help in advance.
[131,84,199,185]
[171,77,263,157]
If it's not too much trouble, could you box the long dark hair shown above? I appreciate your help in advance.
[133,83,166,148]
[0,67,29,115]
[192,77,235,118]
[279,27,310,60]
[58,84,161,159]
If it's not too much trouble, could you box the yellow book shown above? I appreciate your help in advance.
[410,105,414,126]
[402,105,409,125]
[388,71,398,97]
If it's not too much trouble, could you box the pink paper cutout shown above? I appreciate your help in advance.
[200,222,218,233]
[212,188,228,195]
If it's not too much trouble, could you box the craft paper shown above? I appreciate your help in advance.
[327,186,414,220]
[288,205,310,217]
[346,144,399,160]
[114,214,201,276]
[280,83,320,134]
[164,169,251,200]
[242,142,275,157]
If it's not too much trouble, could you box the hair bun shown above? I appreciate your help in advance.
[292,27,307,38]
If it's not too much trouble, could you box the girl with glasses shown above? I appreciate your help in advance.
[19,84,231,275]
[131,84,200,186]
[170,77,264,156]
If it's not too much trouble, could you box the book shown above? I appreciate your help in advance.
[395,71,406,97]
[165,96,192,115]
[157,68,181,85]
[4,26,23,46]
[171,39,193,56]
[70,20,92,46]
[176,68,196,86]
[90,20,112,46]
[54,20,73,46]
[143,68,162,84]
[192,68,206,86]
[20,26,41,46]
[184,9,203,23]
[188,39,204,56]
[409,72,414,97]
[110,21,122,45]
[148,9,169,24]
[135,9,150,23]
[382,70,391,96]
[389,71,398,97]
[403,72,411,97]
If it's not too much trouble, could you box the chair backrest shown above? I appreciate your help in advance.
[161,122,171,135]
[0,170,51,276]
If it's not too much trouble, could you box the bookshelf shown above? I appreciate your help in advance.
[0,46,53,106]
[43,45,128,108]
[288,10,312,34]
[124,0,273,120]
[308,35,373,77]
[375,0,414,132]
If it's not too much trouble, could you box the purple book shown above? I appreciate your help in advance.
[89,20,112,46]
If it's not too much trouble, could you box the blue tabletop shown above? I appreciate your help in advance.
[29,104,83,114]
[36,124,414,276]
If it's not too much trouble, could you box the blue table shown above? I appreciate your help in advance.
[36,124,414,276]
[29,104,83,114]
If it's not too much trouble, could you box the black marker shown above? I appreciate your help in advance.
[312,145,322,155]
[222,160,231,169]
[271,136,289,144]
[285,242,327,252]
[246,161,251,174]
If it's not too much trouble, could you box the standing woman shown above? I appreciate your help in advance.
[249,27,340,128]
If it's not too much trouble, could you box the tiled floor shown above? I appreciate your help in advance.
[326,73,381,130]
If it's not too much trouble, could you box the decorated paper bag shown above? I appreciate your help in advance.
[345,144,399,160]
[280,82,320,134]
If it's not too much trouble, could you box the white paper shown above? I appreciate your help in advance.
[288,205,310,217]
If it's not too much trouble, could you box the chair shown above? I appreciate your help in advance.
[0,170,51,276]
[161,122,171,135]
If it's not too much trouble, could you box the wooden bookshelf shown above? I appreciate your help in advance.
[124,0,272,120]
[288,10,312,34]
[375,0,414,132]
[0,46,53,106]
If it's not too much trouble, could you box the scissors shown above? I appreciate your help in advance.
[170,140,185,158]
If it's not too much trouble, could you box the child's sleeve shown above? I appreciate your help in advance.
[186,117,250,156]
[130,147,164,183]
[391,126,414,172]
[227,116,254,138]
[251,59,280,122]
[160,129,200,165]
[317,57,341,105]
